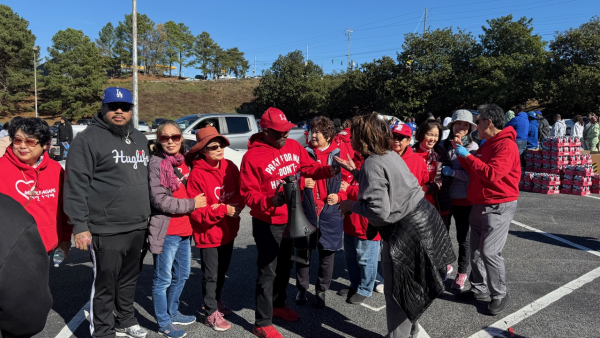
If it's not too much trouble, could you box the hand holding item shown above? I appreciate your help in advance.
[338,199,353,216]
[58,240,71,258]
[272,192,285,207]
[451,135,463,149]
[333,154,357,173]
[305,177,316,189]
[194,193,207,209]
[455,145,470,158]
[442,166,455,177]
[74,231,92,251]
[340,181,349,191]
[327,194,339,205]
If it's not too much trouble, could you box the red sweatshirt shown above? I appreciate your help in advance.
[240,134,332,224]
[458,127,521,205]
[301,140,353,216]
[342,153,381,241]
[400,147,429,187]
[0,147,72,252]
[188,157,244,248]
[334,128,351,145]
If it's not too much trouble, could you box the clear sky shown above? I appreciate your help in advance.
[5,0,599,77]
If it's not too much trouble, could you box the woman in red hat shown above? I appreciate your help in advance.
[391,123,428,186]
[187,126,245,332]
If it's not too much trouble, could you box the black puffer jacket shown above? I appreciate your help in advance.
[375,198,455,322]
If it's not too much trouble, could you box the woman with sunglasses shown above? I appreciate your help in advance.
[0,117,72,256]
[391,123,428,186]
[148,120,207,338]
[413,119,454,279]
[187,127,244,332]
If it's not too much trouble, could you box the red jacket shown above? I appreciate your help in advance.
[188,157,244,248]
[0,147,71,252]
[459,127,521,205]
[400,147,429,187]
[240,134,332,224]
[334,128,351,145]
[342,153,381,241]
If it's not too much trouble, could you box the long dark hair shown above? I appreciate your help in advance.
[150,120,186,157]
[574,115,584,126]
[414,120,442,145]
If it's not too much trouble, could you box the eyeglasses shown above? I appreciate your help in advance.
[205,143,227,151]
[107,102,133,112]
[12,136,40,147]
[393,136,409,142]
[158,134,182,143]
[425,133,439,138]
[268,129,289,137]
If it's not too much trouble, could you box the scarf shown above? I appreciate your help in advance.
[418,142,436,165]
[160,152,185,192]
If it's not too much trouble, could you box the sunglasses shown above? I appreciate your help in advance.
[158,134,182,143]
[107,102,133,112]
[12,136,40,147]
[205,143,227,151]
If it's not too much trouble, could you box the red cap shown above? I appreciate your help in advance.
[260,107,296,132]
[391,123,412,138]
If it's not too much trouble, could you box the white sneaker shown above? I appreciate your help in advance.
[374,284,384,293]
[116,325,148,338]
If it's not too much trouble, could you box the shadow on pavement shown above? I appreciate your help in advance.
[509,230,600,252]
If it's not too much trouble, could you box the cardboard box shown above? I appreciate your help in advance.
[591,152,600,174]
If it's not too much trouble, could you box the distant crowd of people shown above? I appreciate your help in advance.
[0,88,595,338]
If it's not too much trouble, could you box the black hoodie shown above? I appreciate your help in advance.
[0,193,52,337]
[63,114,151,235]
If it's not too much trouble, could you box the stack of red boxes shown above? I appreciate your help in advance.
[521,136,595,196]
[592,175,600,194]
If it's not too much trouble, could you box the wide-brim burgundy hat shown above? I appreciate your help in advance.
[188,126,230,153]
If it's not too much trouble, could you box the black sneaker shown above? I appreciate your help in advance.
[488,294,510,315]
[296,289,307,305]
[337,288,355,297]
[347,293,367,304]
[455,289,491,301]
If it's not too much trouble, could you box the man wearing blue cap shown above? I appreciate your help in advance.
[64,87,152,338]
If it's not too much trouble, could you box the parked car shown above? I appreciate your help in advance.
[215,74,236,80]
[168,113,307,150]
[49,126,58,138]
[152,118,167,129]
[137,120,151,133]
[76,119,93,125]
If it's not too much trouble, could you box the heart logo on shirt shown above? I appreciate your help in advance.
[214,185,225,200]
[15,180,35,200]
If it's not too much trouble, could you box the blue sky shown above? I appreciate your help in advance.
[5,0,599,77]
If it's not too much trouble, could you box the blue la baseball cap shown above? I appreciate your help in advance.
[102,87,133,104]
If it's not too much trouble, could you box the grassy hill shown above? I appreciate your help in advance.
[0,77,259,124]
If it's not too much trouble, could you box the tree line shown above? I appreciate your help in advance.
[0,5,249,118]
[250,15,600,122]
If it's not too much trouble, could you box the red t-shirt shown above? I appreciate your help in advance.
[167,164,193,236]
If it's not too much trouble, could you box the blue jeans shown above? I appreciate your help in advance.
[343,233,380,297]
[152,235,191,328]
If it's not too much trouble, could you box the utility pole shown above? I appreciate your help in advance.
[32,46,39,118]
[254,56,256,76]
[346,27,353,71]
[132,0,139,129]
[424,8,427,34]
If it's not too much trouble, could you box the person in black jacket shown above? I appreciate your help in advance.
[57,116,73,160]
[536,111,550,142]
[0,193,53,338]
[64,87,151,338]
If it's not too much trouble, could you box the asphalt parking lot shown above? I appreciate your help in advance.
[38,191,600,338]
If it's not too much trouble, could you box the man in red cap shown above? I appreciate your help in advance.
[240,107,336,338]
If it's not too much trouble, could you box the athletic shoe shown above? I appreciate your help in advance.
[170,312,195,325]
[115,325,148,338]
[374,284,384,293]
[253,325,283,338]
[451,273,467,290]
[158,324,186,338]
[488,294,510,315]
[273,306,300,322]
[347,293,367,304]
[442,265,454,281]
[218,300,233,316]
[337,288,355,297]
[455,289,491,301]
[296,289,307,305]
[205,311,231,331]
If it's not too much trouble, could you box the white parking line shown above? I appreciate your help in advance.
[584,195,600,200]
[360,303,386,311]
[468,220,600,338]
[55,301,89,338]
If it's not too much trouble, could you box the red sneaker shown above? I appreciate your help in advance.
[273,306,299,322]
[205,311,231,332]
[253,325,283,338]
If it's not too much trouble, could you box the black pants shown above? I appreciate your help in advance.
[252,217,294,327]
[90,229,146,338]
[58,141,67,160]
[296,249,335,293]
[442,205,471,274]
[200,240,234,315]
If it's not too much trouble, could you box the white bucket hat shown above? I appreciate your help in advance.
[449,109,477,132]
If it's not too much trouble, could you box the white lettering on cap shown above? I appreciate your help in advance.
[116,89,123,98]
[279,114,287,121]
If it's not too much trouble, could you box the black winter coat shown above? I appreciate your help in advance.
[374,198,455,322]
